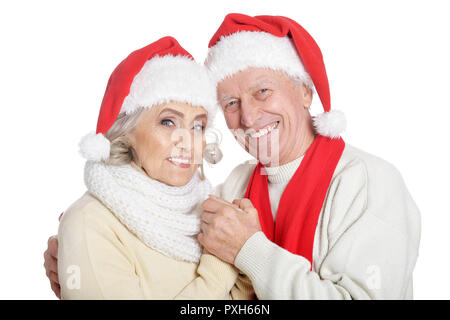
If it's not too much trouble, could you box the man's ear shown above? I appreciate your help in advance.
[302,83,313,109]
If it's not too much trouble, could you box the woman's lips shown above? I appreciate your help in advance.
[167,157,191,169]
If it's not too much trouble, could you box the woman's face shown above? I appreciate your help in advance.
[128,101,207,186]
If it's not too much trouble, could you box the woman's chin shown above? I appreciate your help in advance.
[159,164,197,186]
[162,175,192,187]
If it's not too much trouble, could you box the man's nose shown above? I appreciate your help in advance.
[240,99,260,128]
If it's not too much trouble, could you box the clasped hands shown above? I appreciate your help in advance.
[198,195,262,264]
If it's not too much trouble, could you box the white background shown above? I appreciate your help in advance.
[0,0,449,299]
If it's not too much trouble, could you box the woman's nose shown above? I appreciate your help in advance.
[171,128,192,152]
[175,137,190,151]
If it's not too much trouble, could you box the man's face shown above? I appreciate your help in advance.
[217,67,314,166]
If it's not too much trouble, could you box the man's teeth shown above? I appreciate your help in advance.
[247,122,278,138]
[169,157,190,164]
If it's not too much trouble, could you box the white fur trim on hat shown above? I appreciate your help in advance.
[121,55,218,126]
[205,31,314,89]
[313,110,346,139]
[79,132,111,161]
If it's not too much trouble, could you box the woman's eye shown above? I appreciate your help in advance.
[193,124,205,131]
[161,119,174,127]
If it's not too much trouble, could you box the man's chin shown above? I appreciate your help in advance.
[244,148,280,166]
[243,141,280,167]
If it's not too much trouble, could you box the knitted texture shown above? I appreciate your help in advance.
[84,161,213,262]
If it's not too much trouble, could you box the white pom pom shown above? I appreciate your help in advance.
[79,132,110,161]
[313,110,346,139]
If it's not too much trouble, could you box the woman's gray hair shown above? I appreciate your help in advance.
[103,108,146,165]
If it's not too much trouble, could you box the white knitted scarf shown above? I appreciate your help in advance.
[84,161,213,263]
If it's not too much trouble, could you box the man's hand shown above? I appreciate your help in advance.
[198,196,261,264]
[43,235,60,299]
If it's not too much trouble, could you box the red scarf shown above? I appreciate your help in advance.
[244,135,345,266]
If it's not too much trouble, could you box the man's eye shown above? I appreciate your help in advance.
[259,88,268,94]
[161,119,174,126]
[223,99,239,113]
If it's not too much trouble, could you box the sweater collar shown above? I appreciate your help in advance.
[264,156,304,184]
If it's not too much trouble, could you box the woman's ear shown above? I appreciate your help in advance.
[126,133,140,166]
[126,131,135,146]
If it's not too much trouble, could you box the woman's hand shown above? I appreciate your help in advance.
[43,235,60,299]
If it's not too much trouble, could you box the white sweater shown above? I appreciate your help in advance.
[216,144,421,299]
[265,156,303,218]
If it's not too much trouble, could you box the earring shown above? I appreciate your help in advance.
[198,163,206,180]
[203,129,223,164]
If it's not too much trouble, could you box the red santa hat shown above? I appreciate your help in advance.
[205,13,346,138]
[79,36,218,162]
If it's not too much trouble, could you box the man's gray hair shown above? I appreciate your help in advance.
[290,74,315,92]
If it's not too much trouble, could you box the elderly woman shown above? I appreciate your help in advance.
[55,36,254,299]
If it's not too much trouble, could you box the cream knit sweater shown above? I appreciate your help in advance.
[218,144,421,299]
[265,156,303,218]
[58,193,254,299]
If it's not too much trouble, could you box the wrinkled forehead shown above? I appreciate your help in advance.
[217,67,293,96]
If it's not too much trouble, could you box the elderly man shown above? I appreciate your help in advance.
[44,13,420,299]
[196,13,420,299]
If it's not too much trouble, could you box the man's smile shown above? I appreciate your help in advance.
[246,121,279,138]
